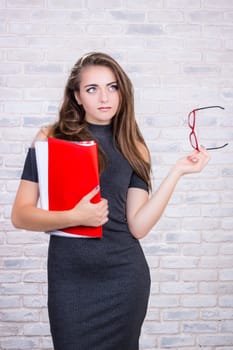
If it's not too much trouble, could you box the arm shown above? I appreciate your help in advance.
[126,146,210,239]
[11,129,108,232]
[11,180,108,232]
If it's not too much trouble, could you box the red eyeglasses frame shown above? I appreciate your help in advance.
[188,105,228,151]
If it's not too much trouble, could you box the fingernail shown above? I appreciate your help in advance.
[95,185,100,190]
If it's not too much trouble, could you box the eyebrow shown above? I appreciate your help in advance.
[84,81,117,88]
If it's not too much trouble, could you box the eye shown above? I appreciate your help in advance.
[86,86,97,93]
[109,84,118,92]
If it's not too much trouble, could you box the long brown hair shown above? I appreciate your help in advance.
[51,52,151,189]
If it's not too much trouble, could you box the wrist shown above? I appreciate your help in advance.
[169,164,183,180]
[60,209,80,228]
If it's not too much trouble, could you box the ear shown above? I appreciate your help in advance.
[74,91,82,105]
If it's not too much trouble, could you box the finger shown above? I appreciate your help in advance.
[83,185,100,202]
[199,145,211,158]
[187,155,199,163]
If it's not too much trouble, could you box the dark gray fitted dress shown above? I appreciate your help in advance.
[21,123,151,350]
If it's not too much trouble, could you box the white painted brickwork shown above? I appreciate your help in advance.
[0,0,233,349]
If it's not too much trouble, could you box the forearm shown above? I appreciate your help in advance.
[11,205,74,232]
[11,183,108,232]
[128,147,210,239]
[130,167,182,238]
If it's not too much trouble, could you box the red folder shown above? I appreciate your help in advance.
[48,137,102,237]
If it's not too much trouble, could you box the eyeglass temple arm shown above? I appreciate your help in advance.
[194,106,225,112]
[206,143,228,150]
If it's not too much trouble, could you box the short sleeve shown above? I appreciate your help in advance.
[21,148,38,183]
[129,171,149,192]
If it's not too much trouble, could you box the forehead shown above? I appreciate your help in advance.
[79,65,116,85]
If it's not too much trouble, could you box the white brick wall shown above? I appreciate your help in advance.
[1,1,233,349]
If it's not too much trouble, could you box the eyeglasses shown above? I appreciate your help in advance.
[188,105,228,151]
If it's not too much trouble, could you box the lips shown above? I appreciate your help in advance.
[98,107,111,112]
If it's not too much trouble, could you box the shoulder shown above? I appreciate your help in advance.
[31,125,53,146]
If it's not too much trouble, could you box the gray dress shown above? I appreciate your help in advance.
[21,123,151,350]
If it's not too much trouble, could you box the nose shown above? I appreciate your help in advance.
[99,88,108,103]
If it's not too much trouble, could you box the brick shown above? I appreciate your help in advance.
[202,231,233,243]
[219,269,233,281]
[220,244,233,255]
[23,271,47,283]
[203,0,233,8]
[139,333,157,349]
[198,335,233,346]
[44,23,86,35]
[4,101,42,113]
[87,0,122,9]
[145,309,160,321]
[0,36,26,48]
[160,256,199,268]
[161,335,195,347]
[0,116,19,127]
[0,324,21,336]
[165,231,201,243]
[182,295,217,307]
[0,63,21,74]
[0,87,22,100]
[0,283,41,295]
[23,295,47,308]
[0,309,40,322]
[220,320,233,332]
[0,296,21,308]
[143,321,179,334]
[143,243,179,255]
[202,308,233,320]
[126,0,162,9]
[160,282,197,294]
[148,10,184,22]
[0,246,23,256]
[163,309,198,321]
[40,336,53,349]
[0,272,21,283]
[23,323,50,336]
[181,269,218,281]
[187,10,223,23]
[199,282,218,294]
[182,219,221,231]
[9,22,45,35]
[0,337,40,349]
[24,63,63,74]
[165,24,201,36]
[108,10,145,22]
[7,0,44,7]
[7,49,45,62]
[183,321,218,333]
[48,0,84,8]
[6,231,44,244]
[25,87,61,100]
[149,295,179,307]
[3,258,42,269]
[87,24,122,35]
[204,25,233,38]
[164,0,201,8]
[127,24,164,35]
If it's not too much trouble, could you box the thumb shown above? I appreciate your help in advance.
[83,185,100,202]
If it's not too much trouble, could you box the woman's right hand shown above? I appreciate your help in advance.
[70,186,109,227]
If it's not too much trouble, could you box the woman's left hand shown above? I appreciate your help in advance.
[174,146,211,176]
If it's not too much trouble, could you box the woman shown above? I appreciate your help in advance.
[11,52,210,350]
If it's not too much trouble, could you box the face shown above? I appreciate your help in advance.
[75,65,120,125]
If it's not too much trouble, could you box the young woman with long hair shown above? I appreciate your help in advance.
[12,52,210,350]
